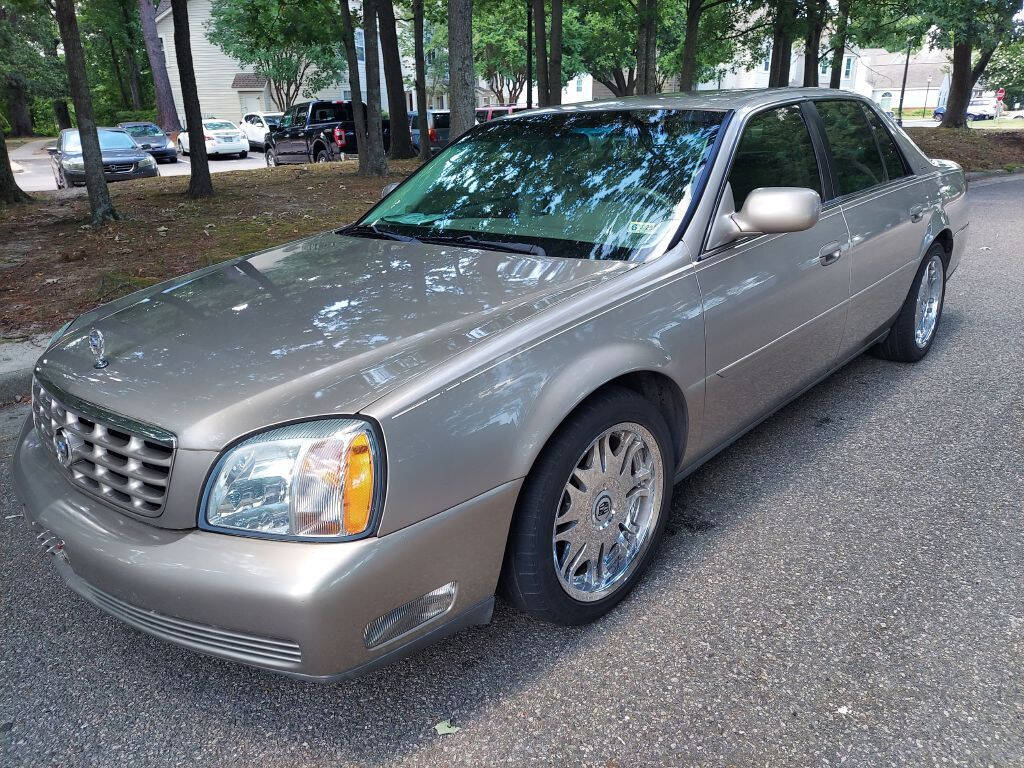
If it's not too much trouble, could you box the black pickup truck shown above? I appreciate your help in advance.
[265,100,391,165]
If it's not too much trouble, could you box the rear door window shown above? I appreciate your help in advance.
[728,104,822,210]
[814,100,887,195]
[860,105,908,181]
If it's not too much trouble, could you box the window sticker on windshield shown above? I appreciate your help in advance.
[627,221,659,235]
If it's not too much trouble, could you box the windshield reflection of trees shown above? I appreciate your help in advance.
[369,110,723,261]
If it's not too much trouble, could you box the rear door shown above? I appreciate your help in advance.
[696,103,852,450]
[811,99,933,357]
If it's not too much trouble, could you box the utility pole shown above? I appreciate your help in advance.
[896,41,911,125]
[924,75,932,115]
[526,0,532,108]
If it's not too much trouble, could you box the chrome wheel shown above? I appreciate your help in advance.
[552,422,664,602]
[266,150,276,167]
[914,253,943,348]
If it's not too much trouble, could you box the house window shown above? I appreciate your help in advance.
[343,89,351,100]
[576,77,583,92]
[762,52,771,72]
[356,29,365,63]
[820,56,830,75]
[843,56,852,79]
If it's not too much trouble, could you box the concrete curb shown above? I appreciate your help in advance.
[0,335,49,406]
[965,169,1024,183]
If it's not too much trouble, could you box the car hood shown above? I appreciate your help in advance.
[37,233,631,449]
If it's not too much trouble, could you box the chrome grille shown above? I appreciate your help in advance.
[32,380,175,516]
[103,163,134,173]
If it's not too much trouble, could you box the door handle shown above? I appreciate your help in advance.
[818,241,842,266]
[910,205,926,222]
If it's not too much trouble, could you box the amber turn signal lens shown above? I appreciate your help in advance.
[343,433,374,535]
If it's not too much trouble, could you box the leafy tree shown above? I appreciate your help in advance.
[138,0,180,130]
[985,41,1024,107]
[412,0,430,160]
[927,0,1020,128]
[0,125,32,204]
[378,0,416,158]
[207,0,346,109]
[474,0,528,103]
[362,0,388,174]
[1,1,66,135]
[171,0,212,197]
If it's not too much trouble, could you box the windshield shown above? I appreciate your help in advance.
[361,109,723,260]
[205,121,236,131]
[123,123,163,137]
[64,130,139,152]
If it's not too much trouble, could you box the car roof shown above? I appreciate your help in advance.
[118,121,155,126]
[517,87,875,116]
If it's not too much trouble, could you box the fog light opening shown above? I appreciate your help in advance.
[363,581,457,649]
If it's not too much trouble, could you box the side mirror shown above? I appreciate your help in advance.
[45,145,58,155]
[380,182,399,198]
[708,185,821,249]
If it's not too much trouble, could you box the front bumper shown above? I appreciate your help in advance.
[13,419,518,679]
[146,147,178,161]
[64,164,159,185]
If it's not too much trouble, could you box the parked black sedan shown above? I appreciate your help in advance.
[48,128,159,189]
[118,121,178,163]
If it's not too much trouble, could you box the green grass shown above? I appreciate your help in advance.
[969,118,1024,130]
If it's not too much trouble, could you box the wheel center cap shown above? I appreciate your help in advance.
[592,492,614,527]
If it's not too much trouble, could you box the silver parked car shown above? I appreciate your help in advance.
[13,89,967,680]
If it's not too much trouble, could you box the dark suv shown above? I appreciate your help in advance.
[266,100,390,165]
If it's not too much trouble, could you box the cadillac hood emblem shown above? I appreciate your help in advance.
[88,327,108,369]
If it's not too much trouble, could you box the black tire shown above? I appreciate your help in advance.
[265,149,277,167]
[314,147,330,163]
[873,242,946,362]
[238,150,248,159]
[501,386,674,625]
[168,156,178,164]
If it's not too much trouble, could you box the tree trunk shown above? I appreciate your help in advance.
[678,0,701,91]
[802,0,822,87]
[108,35,132,108]
[5,80,33,136]
[768,1,794,88]
[939,40,972,128]
[828,0,850,89]
[0,126,32,205]
[378,0,415,158]
[339,0,368,174]
[412,0,430,162]
[448,0,475,139]
[53,99,73,131]
[54,0,118,224]
[120,0,143,109]
[547,0,562,105]
[170,0,213,197]
[362,0,388,175]
[636,0,658,94]
[532,0,548,106]
[138,0,180,130]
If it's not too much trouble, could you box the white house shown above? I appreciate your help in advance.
[154,0,406,123]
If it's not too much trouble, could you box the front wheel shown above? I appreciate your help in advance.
[502,387,673,625]
[265,149,277,167]
[238,150,248,159]
[873,244,946,362]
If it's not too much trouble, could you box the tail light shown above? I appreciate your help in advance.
[428,127,438,143]
[333,126,347,148]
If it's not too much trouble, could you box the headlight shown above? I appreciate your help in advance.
[139,155,156,168]
[202,419,383,541]
[63,158,84,171]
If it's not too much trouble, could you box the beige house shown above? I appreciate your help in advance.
[154,0,401,123]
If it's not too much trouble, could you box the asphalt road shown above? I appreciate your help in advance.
[2,177,1022,767]
[10,138,267,193]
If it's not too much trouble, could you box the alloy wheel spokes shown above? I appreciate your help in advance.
[552,422,663,602]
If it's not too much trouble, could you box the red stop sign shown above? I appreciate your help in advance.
[996,87,1006,101]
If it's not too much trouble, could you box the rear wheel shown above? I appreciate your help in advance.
[502,387,673,625]
[238,150,248,159]
[314,147,330,163]
[873,243,946,362]
[265,149,277,167]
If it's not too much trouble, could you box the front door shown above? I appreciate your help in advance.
[696,103,852,451]
[275,104,305,163]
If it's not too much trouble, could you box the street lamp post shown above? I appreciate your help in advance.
[924,76,932,117]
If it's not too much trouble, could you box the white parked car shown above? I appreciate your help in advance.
[177,119,249,158]
[239,112,284,150]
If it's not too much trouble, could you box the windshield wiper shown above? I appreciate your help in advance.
[336,223,419,243]
[417,234,546,258]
